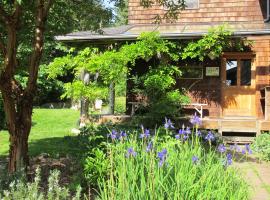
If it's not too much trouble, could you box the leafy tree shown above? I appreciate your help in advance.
[0,0,112,173]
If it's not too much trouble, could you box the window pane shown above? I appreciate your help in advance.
[226,60,237,86]
[186,0,199,9]
[241,59,251,86]
[180,67,203,79]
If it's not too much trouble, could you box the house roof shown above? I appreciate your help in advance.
[55,22,270,42]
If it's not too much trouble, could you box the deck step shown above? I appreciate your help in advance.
[222,136,254,144]
[220,119,258,134]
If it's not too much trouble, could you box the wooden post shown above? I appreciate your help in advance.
[108,82,115,115]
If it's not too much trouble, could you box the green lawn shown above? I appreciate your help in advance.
[0,109,80,157]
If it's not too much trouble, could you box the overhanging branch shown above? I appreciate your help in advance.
[25,0,54,94]
[0,4,11,26]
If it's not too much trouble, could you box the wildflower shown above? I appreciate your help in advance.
[118,131,127,139]
[226,153,233,165]
[164,118,174,129]
[107,130,118,140]
[245,144,252,154]
[146,141,153,152]
[241,149,246,155]
[140,129,151,139]
[230,144,241,153]
[157,149,168,167]
[175,134,180,139]
[192,156,199,165]
[126,147,137,158]
[190,113,202,126]
[186,127,191,135]
[218,144,226,153]
[145,129,151,137]
[183,135,189,141]
[196,130,202,137]
[178,129,185,135]
[205,131,215,141]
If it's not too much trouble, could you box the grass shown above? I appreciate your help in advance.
[0,108,80,157]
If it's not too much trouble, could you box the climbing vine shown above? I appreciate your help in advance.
[48,25,251,117]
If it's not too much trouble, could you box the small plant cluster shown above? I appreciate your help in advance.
[84,116,250,200]
[252,132,270,161]
[0,168,82,200]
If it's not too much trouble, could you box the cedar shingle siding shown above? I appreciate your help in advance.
[128,0,265,24]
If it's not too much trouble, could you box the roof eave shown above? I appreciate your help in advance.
[55,29,270,42]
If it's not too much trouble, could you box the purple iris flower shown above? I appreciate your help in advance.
[190,113,202,126]
[186,127,191,135]
[146,141,153,152]
[140,129,151,139]
[145,129,151,137]
[118,131,127,139]
[230,144,241,152]
[175,134,180,139]
[126,147,137,158]
[226,153,233,165]
[196,130,202,137]
[107,129,118,140]
[241,149,246,155]
[205,131,215,141]
[178,129,185,135]
[218,144,226,153]
[245,144,252,154]
[192,156,199,165]
[164,118,174,129]
[157,149,168,167]
[183,134,189,141]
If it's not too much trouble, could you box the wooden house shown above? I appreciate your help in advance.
[56,0,270,140]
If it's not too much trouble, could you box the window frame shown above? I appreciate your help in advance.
[163,0,199,10]
[222,52,255,88]
[179,64,204,80]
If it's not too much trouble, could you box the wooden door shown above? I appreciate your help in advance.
[221,53,256,117]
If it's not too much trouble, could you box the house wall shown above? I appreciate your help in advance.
[176,59,221,118]
[249,36,270,119]
[128,0,265,25]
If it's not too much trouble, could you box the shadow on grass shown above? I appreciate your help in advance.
[28,135,90,158]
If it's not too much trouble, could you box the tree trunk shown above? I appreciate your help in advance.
[108,82,115,115]
[9,128,30,173]
[0,85,32,173]
[80,97,89,118]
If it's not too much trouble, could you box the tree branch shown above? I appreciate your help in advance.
[0,4,11,25]
[25,0,54,95]
[12,1,22,26]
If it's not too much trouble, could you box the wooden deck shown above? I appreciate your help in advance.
[200,118,270,133]
[93,115,269,143]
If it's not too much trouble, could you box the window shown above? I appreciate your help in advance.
[164,0,199,10]
[185,0,199,9]
[224,58,252,87]
[226,60,237,86]
[260,0,270,21]
[180,65,203,79]
[240,59,252,86]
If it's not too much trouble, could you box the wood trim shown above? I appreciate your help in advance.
[222,52,256,59]
[221,54,256,117]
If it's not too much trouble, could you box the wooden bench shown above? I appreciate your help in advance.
[128,102,143,116]
[181,103,208,119]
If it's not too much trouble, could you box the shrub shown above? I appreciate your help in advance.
[87,118,249,200]
[133,65,190,122]
[0,168,82,200]
[252,132,270,161]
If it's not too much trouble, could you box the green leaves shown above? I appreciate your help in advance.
[182,24,232,61]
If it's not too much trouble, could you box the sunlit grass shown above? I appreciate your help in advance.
[0,109,79,156]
